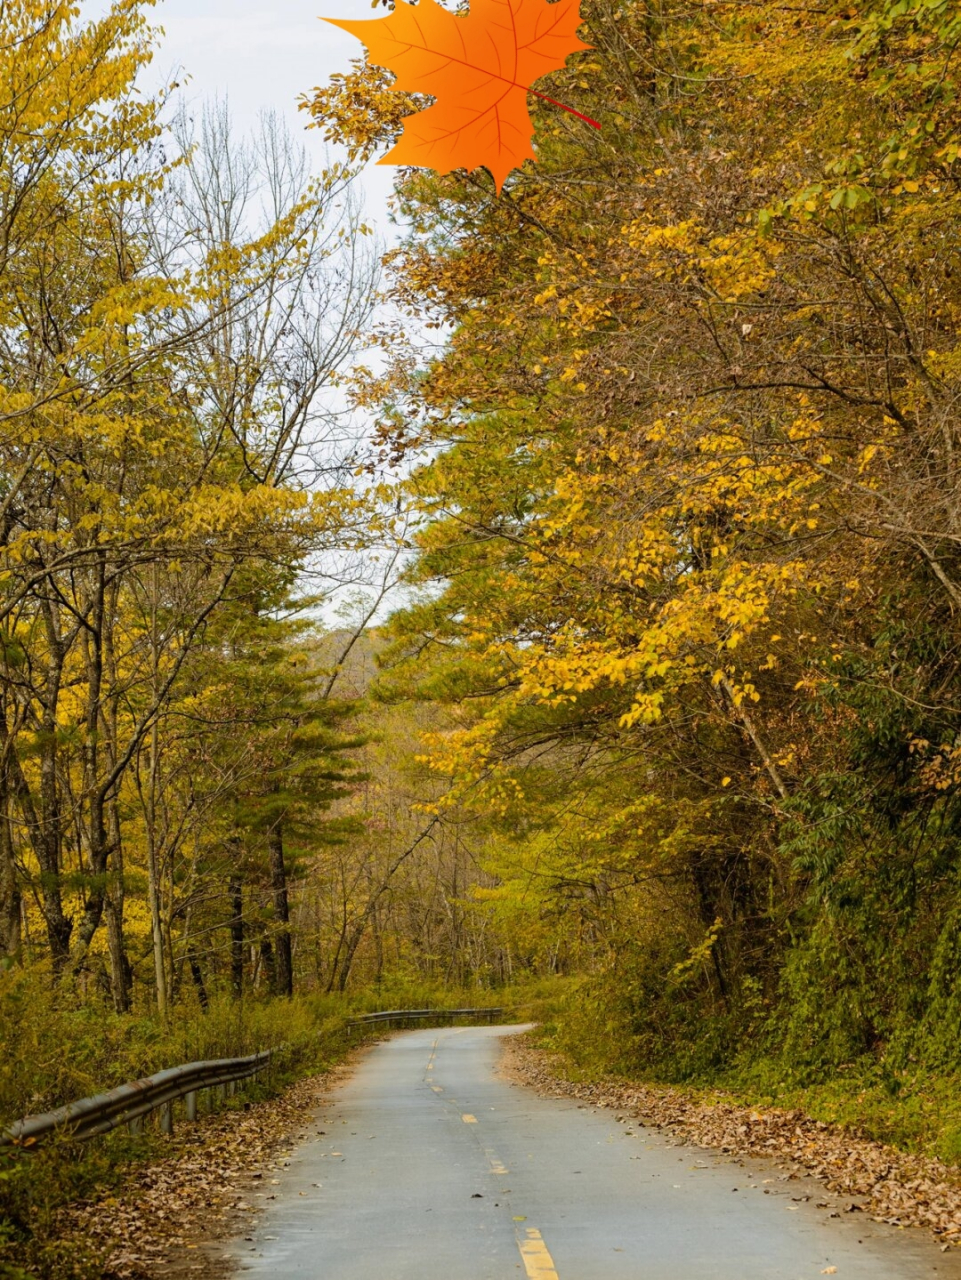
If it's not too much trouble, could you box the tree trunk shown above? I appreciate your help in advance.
[140,697,168,1015]
[187,948,209,1010]
[103,588,130,1011]
[0,775,20,961]
[144,564,167,1013]
[72,554,111,971]
[229,874,244,998]
[268,815,293,997]
[4,731,70,967]
[260,936,276,993]
[104,800,130,1013]
[146,811,167,1016]
[37,600,71,971]
[338,922,364,992]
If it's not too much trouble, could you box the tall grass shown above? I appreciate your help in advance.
[0,970,339,1129]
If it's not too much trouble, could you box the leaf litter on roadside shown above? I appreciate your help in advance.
[56,1063,350,1280]
[499,1035,961,1249]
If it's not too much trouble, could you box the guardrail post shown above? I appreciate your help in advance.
[160,1101,173,1136]
[127,1113,144,1136]
[185,1090,197,1122]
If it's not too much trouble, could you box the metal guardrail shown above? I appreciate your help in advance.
[345,1007,504,1035]
[4,1006,509,1148]
[1,1050,273,1148]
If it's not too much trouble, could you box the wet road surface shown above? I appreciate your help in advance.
[228,1024,961,1279]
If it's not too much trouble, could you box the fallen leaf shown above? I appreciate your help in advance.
[50,1063,351,1279]
[500,1036,961,1251]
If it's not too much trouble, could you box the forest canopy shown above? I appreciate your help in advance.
[4,0,961,1168]
[306,0,961,1086]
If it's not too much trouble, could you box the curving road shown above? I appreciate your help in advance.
[228,1025,961,1279]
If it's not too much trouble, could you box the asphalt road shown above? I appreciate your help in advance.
[228,1025,961,1279]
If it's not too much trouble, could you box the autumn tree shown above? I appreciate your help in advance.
[308,0,961,1074]
[0,2,380,1012]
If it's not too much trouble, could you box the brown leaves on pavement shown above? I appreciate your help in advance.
[500,1035,961,1249]
[56,1062,352,1280]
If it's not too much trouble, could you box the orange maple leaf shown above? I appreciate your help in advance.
[324,0,595,192]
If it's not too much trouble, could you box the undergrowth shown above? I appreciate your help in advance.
[531,973,961,1169]
[0,973,350,1280]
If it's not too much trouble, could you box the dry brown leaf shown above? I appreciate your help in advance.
[499,1035,961,1250]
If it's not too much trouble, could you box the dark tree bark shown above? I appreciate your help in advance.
[0,695,71,969]
[228,874,244,997]
[72,553,111,971]
[187,948,209,1010]
[259,936,277,993]
[102,585,130,1012]
[37,598,72,970]
[268,815,293,997]
[104,798,130,1012]
[0,780,20,960]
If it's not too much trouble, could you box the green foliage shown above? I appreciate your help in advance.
[0,969,324,1127]
[543,954,746,1083]
[718,1054,961,1166]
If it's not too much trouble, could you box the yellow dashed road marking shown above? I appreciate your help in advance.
[431,1085,443,1094]
[483,1146,509,1174]
[461,1114,477,1124]
[425,1038,439,1081]
[518,1227,559,1279]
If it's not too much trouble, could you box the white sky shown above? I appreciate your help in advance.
[84,0,417,623]
[148,0,398,224]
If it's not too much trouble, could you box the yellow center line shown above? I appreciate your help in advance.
[431,1084,444,1093]
[518,1227,559,1279]
[461,1113,478,1123]
[482,1144,509,1174]
[425,1037,439,1081]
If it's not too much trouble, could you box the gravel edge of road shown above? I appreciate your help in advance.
[498,1033,961,1250]
[55,1056,360,1280]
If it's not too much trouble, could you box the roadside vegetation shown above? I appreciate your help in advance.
[0,976,510,1280]
[1,985,336,1280]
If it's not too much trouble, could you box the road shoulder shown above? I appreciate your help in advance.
[55,1053,369,1280]
[499,1032,961,1253]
